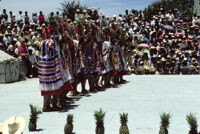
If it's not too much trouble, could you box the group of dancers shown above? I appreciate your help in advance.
[38,24,128,112]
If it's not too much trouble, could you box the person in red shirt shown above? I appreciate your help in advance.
[17,39,32,78]
[38,11,45,26]
[17,39,28,57]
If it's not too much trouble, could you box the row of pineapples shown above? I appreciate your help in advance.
[28,105,199,134]
[64,110,200,134]
[159,113,199,134]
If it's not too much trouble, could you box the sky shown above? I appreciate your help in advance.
[0,0,156,17]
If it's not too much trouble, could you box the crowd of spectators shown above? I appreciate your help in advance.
[0,7,200,76]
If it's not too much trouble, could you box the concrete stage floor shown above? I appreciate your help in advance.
[0,75,200,134]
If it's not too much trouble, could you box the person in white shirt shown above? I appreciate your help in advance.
[75,9,82,21]
[3,32,11,46]
[118,14,123,23]
[82,9,87,20]
[19,11,24,22]
[128,25,134,38]
[32,13,38,23]
[28,46,38,77]
[166,11,174,22]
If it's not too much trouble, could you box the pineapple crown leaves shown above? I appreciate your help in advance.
[29,104,42,121]
[94,108,106,126]
[120,113,128,125]
[160,112,172,129]
[186,113,198,130]
[67,114,74,124]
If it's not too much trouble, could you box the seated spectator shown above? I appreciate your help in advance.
[17,39,32,78]
[181,59,190,74]
[3,31,11,45]
[28,46,38,77]
[7,43,15,56]
[0,33,6,52]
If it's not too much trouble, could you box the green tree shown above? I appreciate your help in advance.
[59,0,86,21]
[143,0,194,19]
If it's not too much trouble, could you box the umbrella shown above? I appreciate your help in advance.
[88,7,95,10]
[184,39,192,42]
[175,32,184,36]
[141,49,150,54]
[196,35,200,39]
[138,43,150,48]
[191,25,199,28]
[163,25,174,30]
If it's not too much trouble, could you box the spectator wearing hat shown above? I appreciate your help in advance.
[181,58,190,74]
[32,32,41,43]
[18,39,33,78]
[3,31,12,46]
[82,9,88,20]
[28,46,38,77]
[75,9,81,21]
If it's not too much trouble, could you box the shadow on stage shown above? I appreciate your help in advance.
[57,80,129,113]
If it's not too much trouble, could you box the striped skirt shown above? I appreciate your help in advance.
[38,55,64,96]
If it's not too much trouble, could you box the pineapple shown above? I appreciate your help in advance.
[186,113,199,134]
[119,113,129,134]
[64,114,74,134]
[94,108,106,134]
[159,112,172,134]
[28,104,42,131]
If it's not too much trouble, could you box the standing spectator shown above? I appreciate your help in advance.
[19,11,24,21]
[24,11,29,24]
[2,9,8,23]
[32,12,38,23]
[0,11,2,24]
[9,11,12,20]
[92,10,99,20]
[10,11,16,23]
[38,11,45,26]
